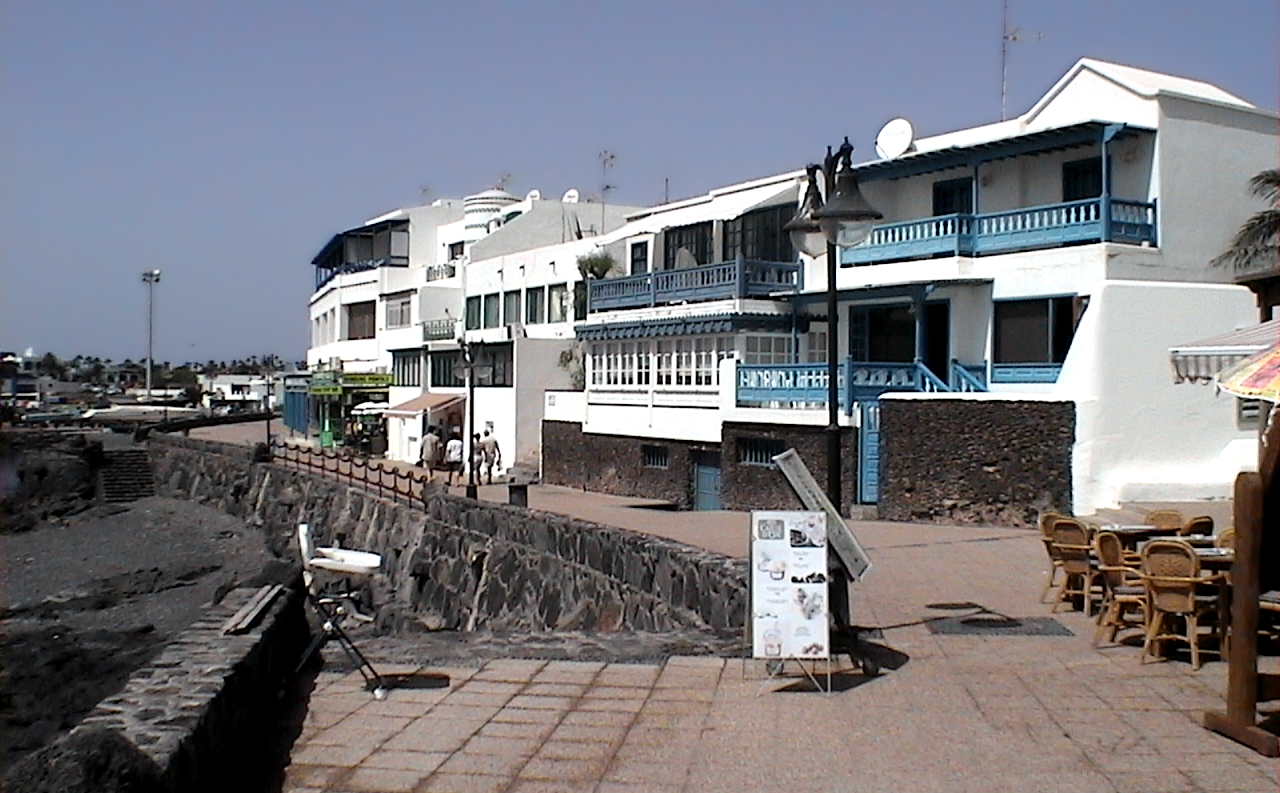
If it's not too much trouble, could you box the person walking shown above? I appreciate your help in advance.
[479,429,502,485]
[418,426,440,478]
[444,432,464,486]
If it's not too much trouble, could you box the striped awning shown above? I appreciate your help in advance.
[1169,318,1280,384]
[576,312,802,341]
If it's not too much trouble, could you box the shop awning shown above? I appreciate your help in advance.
[1169,318,1280,384]
[383,393,463,417]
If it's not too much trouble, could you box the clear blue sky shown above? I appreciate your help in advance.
[5,0,1277,364]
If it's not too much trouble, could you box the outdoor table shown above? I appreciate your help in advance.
[1196,547,1235,571]
[1141,534,1218,548]
[1102,525,1166,549]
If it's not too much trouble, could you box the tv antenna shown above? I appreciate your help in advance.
[418,184,432,202]
[494,172,512,191]
[1000,0,1044,120]
[598,149,616,232]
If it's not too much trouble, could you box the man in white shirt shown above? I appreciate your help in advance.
[444,433,464,486]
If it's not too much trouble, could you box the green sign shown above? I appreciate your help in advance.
[341,373,393,387]
[309,385,342,396]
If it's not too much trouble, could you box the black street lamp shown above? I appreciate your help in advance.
[784,138,882,514]
[455,341,492,500]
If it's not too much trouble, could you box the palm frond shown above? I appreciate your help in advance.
[1249,169,1280,204]
[1210,208,1280,271]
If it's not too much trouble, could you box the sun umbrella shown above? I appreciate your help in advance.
[1216,341,1280,403]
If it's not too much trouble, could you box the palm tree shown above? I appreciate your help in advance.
[1212,169,1280,273]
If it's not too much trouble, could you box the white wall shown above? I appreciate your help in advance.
[512,338,574,466]
[465,237,597,341]
[1064,280,1256,514]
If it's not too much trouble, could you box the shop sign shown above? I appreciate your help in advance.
[309,385,342,396]
[750,511,830,661]
[341,373,393,387]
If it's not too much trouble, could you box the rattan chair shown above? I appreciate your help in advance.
[1180,515,1214,537]
[1144,509,1185,530]
[1051,518,1103,616]
[1215,528,1236,550]
[1093,531,1149,645]
[1038,511,1069,603]
[1140,540,1228,670]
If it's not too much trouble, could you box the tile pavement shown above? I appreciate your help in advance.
[282,520,1280,793]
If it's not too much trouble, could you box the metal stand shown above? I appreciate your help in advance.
[296,590,387,699]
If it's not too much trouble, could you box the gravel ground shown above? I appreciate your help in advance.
[0,496,277,766]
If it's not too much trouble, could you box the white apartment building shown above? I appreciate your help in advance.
[542,58,1278,517]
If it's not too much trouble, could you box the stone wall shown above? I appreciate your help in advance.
[149,435,747,634]
[541,420,705,508]
[720,422,857,515]
[878,397,1074,528]
[5,586,308,793]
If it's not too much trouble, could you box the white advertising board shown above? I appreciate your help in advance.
[750,511,830,660]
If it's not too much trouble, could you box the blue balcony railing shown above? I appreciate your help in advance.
[990,363,1062,384]
[737,359,984,413]
[588,258,802,312]
[842,197,1156,266]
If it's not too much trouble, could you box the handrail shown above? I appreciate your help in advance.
[588,258,801,312]
[915,362,950,392]
[267,440,431,508]
[950,360,988,392]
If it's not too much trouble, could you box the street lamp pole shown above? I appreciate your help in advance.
[141,270,162,401]
[265,373,273,451]
[784,139,882,515]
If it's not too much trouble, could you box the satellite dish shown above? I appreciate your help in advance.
[561,188,579,203]
[875,118,915,159]
[525,189,541,201]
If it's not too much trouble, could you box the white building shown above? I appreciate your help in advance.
[543,58,1278,518]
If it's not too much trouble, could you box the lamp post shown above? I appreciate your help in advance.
[783,138,882,514]
[264,372,273,451]
[455,341,492,500]
[140,269,162,402]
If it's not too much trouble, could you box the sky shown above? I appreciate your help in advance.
[5,0,1278,364]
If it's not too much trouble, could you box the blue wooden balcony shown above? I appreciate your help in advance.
[588,258,802,313]
[736,359,975,413]
[990,363,1062,384]
[841,198,1156,266]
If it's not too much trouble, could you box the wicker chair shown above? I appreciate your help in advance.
[1038,511,1069,603]
[1145,509,1185,531]
[1140,540,1228,670]
[1093,531,1149,645]
[1215,528,1236,550]
[1051,518,1103,616]
[1180,515,1214,537]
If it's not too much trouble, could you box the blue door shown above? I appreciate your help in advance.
[858,402,881,504]
[693,451,722,510]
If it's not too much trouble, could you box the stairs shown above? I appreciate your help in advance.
[100,448,156,503]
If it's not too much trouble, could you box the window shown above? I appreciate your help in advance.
[1238,398,1265,431]
[695,338,718,386]
[465,296,481,330]
[548,283,569,322]
[656,340,673,386]
[932,178,973,216]
[642,444,669,468]
[392,350,421,386]
[675,339,694,385]
[430,350,463,387]
[483,293,500,328]
[663,222,713,269]
[744,335,794,365]
[1063,157,1104,202]
[384,292,413,329]
[589,343,605,386]
[448,241,465,260]
[630,241,650,275]
[739,437,787,466]
[503,290,521,326]
[637,341,650,385]
[475,343,513,387]
[525,287,545,324]
[993,297,1081,364]
[723,205,795,262]
[806,330,828,363]
[345,301,376,340]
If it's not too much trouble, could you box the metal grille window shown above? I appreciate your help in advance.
[392,350,421,386]
[385,292,413,329]
[548,283,569,322]
[429,351,463,387]
[723,205,795,262]
[525,287,545,324]
[503,290,521,326]
[739,437,787,466]
[642,444,669,469]
[483,293,500,328]
[345,301,376,340]
[465,296,481,330]
[663,222,712,269]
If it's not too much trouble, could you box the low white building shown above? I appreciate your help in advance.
[542,58,1277,518]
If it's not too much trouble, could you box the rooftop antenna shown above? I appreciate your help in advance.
[418,184,432,203]
[1000,0,1044,121]
[599,149,616,233]
[494,172,512,191]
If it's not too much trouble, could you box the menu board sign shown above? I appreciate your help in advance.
[750,511,830,660]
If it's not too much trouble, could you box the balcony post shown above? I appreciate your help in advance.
[734,252,746,298]
[649,271,657,307]
[913,287,928,365]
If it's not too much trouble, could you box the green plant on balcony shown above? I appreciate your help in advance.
[576,251,616,280]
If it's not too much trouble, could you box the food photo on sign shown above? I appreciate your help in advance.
[750,511,830,661]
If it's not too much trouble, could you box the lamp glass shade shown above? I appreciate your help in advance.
[812,168,882,248]
[786,220,827,258]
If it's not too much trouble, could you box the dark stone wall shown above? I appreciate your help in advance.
[878,397,1074,528]
[541,420,706,508]
[148,436,747,634]
[720,422,857,515]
